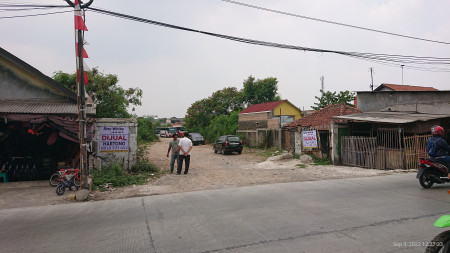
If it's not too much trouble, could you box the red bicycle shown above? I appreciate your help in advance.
[49,168,80,187]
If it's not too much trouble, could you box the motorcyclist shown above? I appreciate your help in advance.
[427,125,450,168]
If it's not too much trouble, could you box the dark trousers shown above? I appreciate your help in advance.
[177,155,190,174]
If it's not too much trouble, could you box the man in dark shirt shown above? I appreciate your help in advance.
[427,125,450,166]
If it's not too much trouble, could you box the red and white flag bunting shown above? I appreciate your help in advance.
[75,43,89,58]
[74,0,89,85]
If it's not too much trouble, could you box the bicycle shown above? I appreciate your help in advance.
[55,173,79,196]
[50,168,80,187]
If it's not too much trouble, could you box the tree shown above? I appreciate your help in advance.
[136,117,157,143]
[204,111,239,142]
[53,68,143,118]
[184,87,242,134]
[241,76,280,106]
[311,89,355,110]
[184,75,281,142]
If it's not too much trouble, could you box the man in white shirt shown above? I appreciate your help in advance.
[177,132,193,174]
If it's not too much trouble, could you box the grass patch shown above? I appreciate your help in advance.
[310,154,332,166]
[296,164,306,168]
[92,162,159,191]
[293,153,300,159]
[247,147,285,158]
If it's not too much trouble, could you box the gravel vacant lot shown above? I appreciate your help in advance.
[93,137,411,200]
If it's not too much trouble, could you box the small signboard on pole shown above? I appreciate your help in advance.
[99,126,129,152]
[302,130,318,149]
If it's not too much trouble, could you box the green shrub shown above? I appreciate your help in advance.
[92,163,148,191]
[310,154,332,165]
[137,117,158,143]
[131,160,159,173]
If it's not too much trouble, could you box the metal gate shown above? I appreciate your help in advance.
[341,136,376,169]
[403,134,431,170]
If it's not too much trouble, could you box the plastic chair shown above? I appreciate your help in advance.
[0,172,8,183]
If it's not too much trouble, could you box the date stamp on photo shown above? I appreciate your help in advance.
[393,241,443,247]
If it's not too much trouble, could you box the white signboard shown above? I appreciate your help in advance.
[99,126,129,152]
[302,130,318,149]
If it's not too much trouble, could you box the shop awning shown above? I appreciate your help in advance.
[0,99,95,115]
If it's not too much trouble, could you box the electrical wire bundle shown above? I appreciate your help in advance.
[2,2,450,72]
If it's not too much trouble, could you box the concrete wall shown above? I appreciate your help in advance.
[267,118,280,129]
[94,118,138,171]
[238,112,270,130]
[237,129,282,149]
[357,91,450,113]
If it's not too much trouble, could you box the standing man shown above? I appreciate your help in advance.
[167,134,179,173]
[177,132,193,175]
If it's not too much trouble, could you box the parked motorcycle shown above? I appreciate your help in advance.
[417,158,449,188]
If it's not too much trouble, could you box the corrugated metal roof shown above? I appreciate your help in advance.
[0,47,77,101]
[333,111,449,124]
[0,99,96,115]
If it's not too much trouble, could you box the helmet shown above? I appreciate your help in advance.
[431,125,444,136]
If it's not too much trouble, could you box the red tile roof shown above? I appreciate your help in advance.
[284,103,362,130]
[375,84,438,91]
[240,100,286,114]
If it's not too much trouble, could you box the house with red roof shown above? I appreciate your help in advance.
[283,103,362,161]
[374,83,438,92]
[238,100,302,130]
[237,100,301,148]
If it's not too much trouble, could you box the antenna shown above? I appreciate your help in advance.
[401,65,405,84]
[369,67,374,91]
[320,76,324,91]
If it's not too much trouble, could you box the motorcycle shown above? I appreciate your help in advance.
[425,191,450,253]
[417,158,449,188]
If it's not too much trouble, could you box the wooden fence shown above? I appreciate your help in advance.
[342,133,431,170]
[403,134,431,170]
[341,137,376,169]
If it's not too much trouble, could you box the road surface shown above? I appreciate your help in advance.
[1,174,450,253]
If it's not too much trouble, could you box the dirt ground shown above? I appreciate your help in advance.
[0,137,413,209]
[92,137,412,201]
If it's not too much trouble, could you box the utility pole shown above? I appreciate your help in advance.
[320,76,324,91]
[77,28,88,189]
[369,67,374,91]
[67,0,94,189]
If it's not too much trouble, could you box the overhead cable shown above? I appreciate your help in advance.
[86,6,450,71]
[0,10,71,19]
[220,0,450,45]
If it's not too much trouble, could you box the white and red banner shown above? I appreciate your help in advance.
[99,126,129,152]
[302,130,318,149]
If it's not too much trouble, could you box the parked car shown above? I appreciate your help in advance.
[189,133,204,145]
[213,135,243,155]
[168,129,177,137]
[159,130,169,138]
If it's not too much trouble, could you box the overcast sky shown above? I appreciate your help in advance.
[1,0,449,118]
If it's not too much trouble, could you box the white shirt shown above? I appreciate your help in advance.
[178,137,193,155]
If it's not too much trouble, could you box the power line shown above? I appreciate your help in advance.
[0,9,71,19]
[220,0,450,45]
[85,6,450,72]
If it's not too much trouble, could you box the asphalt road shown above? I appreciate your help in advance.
[2,173,450,253]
